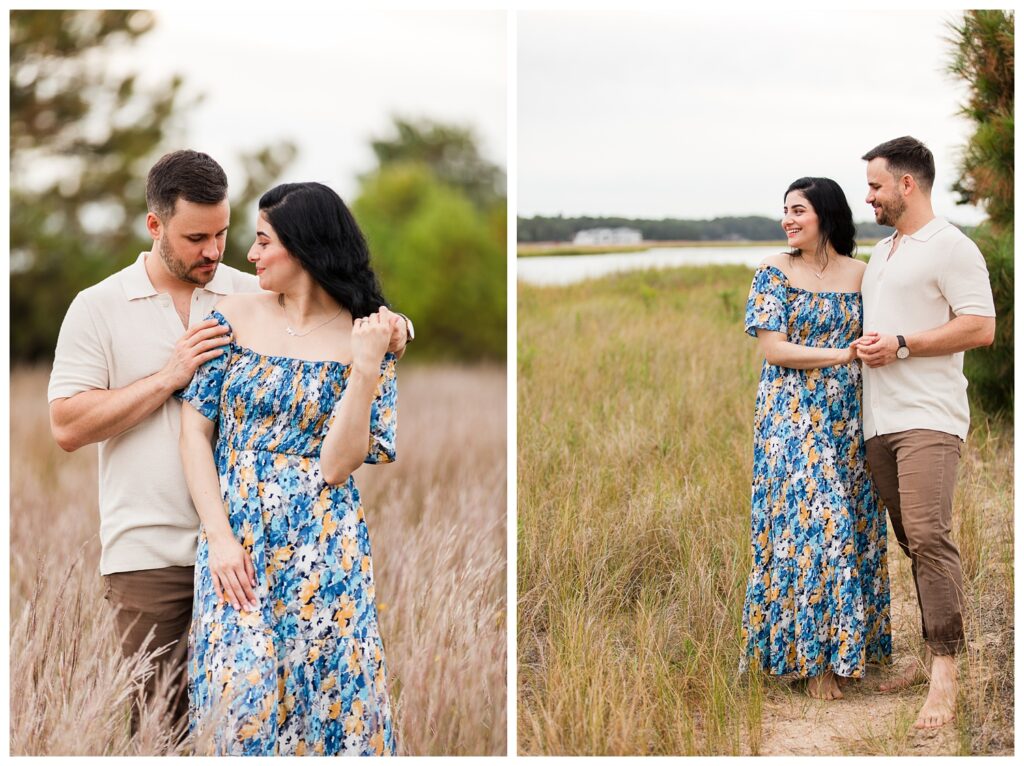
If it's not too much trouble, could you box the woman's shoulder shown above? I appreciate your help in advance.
[846,256,868,274]
[755,253,792,282]
[838,256,868,288]
[761,252,790,266]
[213,291,276,326]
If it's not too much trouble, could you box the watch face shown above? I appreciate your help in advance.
[897,346,910,359]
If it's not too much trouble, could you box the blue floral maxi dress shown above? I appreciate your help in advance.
[179,311,398,755]
[740,265,891,678]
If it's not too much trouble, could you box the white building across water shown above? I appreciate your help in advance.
[572,227,643,245]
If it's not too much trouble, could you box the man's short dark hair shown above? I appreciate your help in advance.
[146,150,228,220]
[861,136,935,193]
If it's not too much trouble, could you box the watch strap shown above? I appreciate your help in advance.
[896,334,908,358]
[396,311,415,342]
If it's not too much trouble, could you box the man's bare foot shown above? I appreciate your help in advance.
[807,670,844,700]
[879,654,930,692]
[914,654,957,729]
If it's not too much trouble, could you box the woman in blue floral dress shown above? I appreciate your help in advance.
[741,177,891,700]
[179,182,408,754]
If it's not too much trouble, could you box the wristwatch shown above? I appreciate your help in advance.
[896,335,909,359]
[396,312,415,343]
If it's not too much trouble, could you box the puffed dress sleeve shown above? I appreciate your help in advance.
[744,265,789,338]
[175,310,231,423]
[363,352,397,464]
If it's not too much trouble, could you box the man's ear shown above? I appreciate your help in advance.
[146,211,163,241]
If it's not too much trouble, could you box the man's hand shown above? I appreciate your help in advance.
[382,307,409,356]
[161,319,232,390]
[856,332,899,368]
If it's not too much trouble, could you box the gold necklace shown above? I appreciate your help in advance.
[803,254,829,280]
[278,293,343,337]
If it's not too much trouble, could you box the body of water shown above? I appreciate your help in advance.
[516,245,788,286]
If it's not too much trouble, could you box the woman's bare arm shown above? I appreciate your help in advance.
[179,402,258,611]
[756,328,857,370]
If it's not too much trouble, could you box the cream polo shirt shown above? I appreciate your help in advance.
[861,218,995,441]
[48,253,260,575]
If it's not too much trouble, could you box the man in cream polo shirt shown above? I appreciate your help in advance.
[856,137,995,731]
[48,150,256,731]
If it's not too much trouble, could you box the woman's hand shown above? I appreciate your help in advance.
[847,332,883,364]
[352,309,393,376]
[206,531,259,611]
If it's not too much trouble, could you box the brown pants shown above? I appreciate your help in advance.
[103,565,194,735]
[865,429,965,655]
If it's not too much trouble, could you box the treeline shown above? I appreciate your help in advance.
[11,11,505,362]
[518,215,894,243]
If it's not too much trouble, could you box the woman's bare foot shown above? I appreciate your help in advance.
[807,670,844,700]
[914,654,957,729]
[879,654,929,692]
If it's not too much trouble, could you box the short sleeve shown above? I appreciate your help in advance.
[938,237,996,318]
[744,264,790,337]
[364,352,398,464]
[175,311,231,423]
[48,292,110,402]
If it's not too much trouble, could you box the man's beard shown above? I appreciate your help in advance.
[160,235,216,286]
[875,196,906,227]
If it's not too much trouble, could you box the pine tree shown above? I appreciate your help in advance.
[10,10,295,360]
[948,10,1014,413]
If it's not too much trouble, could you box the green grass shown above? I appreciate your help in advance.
[517,264,1013,755]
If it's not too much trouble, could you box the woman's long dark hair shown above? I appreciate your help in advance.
[259,182,387,317]
[785,177,857,259]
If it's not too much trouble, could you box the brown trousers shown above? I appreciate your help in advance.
[103,565,194,735]
[865,429,965,655]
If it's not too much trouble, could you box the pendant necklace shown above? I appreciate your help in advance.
[279,293,343,337]
[806,255,829,280]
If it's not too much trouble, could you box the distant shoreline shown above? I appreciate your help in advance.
[517,240,880,257]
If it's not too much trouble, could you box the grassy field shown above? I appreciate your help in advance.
[517,241,880,257]
[10,364,506,756]
[517,265,1013,755]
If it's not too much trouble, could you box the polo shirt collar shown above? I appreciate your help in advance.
[122,251,235,300]
[204,261,235,295]
[122,253,159,300]
[904,217,950,243]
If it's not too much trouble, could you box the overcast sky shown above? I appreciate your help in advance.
[111,10,506,202]
[519,10,986,225]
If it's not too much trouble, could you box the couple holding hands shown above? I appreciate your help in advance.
[741,136,995,729]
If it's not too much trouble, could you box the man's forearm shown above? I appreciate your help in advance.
[50,370,178,451]
[907,315,996,357]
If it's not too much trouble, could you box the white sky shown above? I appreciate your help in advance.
[519,10,987,224]
[109,10,507,202]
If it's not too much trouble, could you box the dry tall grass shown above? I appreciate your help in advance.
[517,265,1013,755]
[10,363,506,756]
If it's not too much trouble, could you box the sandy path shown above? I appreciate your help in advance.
[754,552,958,756]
